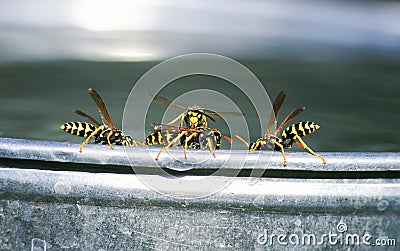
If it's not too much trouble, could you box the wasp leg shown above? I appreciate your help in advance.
[134,140,145,147]
[206,137,216,158]
[249,140,261,152]
[166,113,184,125]
[223,135,233,144]
[295,142,305,149]
[155,131,187,160]
[272,140,288,166]
[295,136,326,164]
[79,125,105,153]
[183,132,198,159]
[106,131,115,150]
[235,135,250,148]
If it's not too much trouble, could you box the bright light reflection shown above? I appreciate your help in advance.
[71,0,161,60]
[224,180,400,196]
[106,49,156,61]
[73,0,157,31]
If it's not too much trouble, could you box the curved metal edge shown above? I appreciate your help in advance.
[0,137,399,171]
[1,167,399,214]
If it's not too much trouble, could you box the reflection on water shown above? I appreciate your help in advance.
[0,60,399,152]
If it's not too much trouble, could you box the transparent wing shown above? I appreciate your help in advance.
[149,94,188,110]
[203,110,244,120]
[264,91,286,137]
[151,123,202,133]
[150,94,243,121]
[88,88,116,130]
[73,109,101,126]
[274,107,305,135]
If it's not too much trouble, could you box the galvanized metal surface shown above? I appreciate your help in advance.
[1,137,399,172]
[0,137,399,250]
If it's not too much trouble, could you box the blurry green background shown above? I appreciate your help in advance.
[0,0,399,152]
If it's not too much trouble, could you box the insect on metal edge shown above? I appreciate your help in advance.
[60,88,144,152]
[149,123,232,160]
[235,90,326,166]
[147,94,237,160]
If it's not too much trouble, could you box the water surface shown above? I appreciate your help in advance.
[0,60,399,152]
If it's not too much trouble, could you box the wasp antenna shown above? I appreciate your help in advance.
[203,112,216,122]
[135,140,145,147]
[234,135,250,148]
[223,135,233,144]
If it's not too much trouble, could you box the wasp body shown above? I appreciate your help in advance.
[146,129,180,146]
[236,91,326,166]
[61,122,134,147]
[60,88,140,152]
[60,122,98,138]
[147,95,235,160]
[187,128,223,150]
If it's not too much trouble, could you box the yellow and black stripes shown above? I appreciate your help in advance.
[149,106,222,160]
[146,130,163,145]
[146,130,178,146]
[61,122,138,152]
[245,121,324,166]
[235,90,325,166]
[184,108,209,129]
[281,121,320,141]
[60,88,143,152]
[195,128,223,150]
[147,126,225,160]
[60,122,99,138]
[249,136,280,152]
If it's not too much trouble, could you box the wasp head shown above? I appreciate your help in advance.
[185,107,208,129]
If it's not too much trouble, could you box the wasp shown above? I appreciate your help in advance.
[148,123,230,160]
[145,123,190,148]
[181,127,227,159]
[145,123,226,158]
[148,123,225,151]
[189,127,224,151]
[235,91,326,166]
[60,88,142,152]
[146,128,179,146]
[147,95,234,160]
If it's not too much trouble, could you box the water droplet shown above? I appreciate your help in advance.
[54,182,71,195]
[377,200,389,211]
[277,194,284,202]
[31,238,46,251]
[353,200,363,209]
[294,219,302,227]
[121,227,132,236]
[213,237,226,248]
[252,195,264,208]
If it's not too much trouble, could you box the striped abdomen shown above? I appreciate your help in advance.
[146,130,178,145]
[281,121,320,141]
[60,122,100,138]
